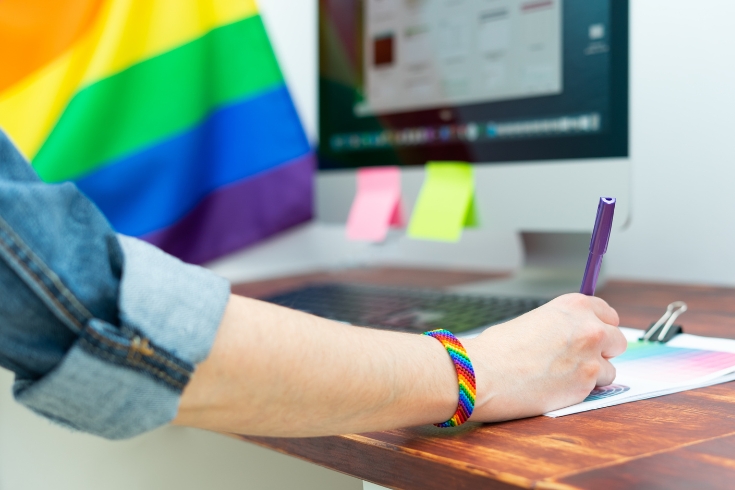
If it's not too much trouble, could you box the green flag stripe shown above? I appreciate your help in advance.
[34,14,283,182]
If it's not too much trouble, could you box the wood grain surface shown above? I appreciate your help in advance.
[229,269,735,489]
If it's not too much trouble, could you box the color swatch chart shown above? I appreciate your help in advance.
[613,341,735,384]
[546,328,735,417]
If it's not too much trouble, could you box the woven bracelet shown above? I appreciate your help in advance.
[423,329,476,427]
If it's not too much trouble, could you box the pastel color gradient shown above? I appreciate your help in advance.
[615,342,735,384]
[424,329,477,427]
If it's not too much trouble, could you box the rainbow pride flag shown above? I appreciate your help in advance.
[0,0,314,264]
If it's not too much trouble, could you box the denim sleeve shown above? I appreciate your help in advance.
[0,130,230,439]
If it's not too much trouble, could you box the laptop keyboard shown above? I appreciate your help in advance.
[262,283,547,334]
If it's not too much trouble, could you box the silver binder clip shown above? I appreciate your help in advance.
[641,301,687,342]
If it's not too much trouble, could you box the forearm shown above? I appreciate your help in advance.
[173,294,458,437]
[174,293,627,437]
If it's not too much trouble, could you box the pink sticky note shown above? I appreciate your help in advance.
[346,167,404,242]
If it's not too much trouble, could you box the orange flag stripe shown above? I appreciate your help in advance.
[0,0,103,92]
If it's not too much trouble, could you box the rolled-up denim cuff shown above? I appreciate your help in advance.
[15,236,230,439]
[116,235,230,366]
[14,337,184,439]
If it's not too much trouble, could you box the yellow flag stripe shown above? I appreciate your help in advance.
[0,0,257,159]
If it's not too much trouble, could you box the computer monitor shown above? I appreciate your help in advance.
[316,0,629,294]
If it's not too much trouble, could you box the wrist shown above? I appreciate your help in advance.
[461,336,492,422]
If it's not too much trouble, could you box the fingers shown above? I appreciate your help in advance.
[552,294,626,358]
[553,293,619,326]
[587,296,620,326]
[599,323,628,359]
[581,295,624,358]
[596,358,617,387]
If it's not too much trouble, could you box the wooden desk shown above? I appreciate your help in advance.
[230,269,735,489]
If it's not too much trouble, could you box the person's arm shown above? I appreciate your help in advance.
[174,293,625,437]
[0,130,229,440]
[0,129,625,440]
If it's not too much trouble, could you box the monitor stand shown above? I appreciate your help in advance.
[451,232,599,299]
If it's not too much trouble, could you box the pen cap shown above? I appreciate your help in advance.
[589,197,616,255]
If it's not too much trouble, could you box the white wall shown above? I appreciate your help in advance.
[259,0,318,142]
[608,0,735,285]
[260,0,735,286]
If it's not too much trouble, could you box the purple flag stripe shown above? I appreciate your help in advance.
[141,152,315,265]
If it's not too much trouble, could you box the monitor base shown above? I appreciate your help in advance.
[450,232,602,299]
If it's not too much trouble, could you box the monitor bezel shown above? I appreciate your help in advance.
[316,0,629,170]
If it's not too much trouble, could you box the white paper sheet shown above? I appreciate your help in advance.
[545,328,735,417]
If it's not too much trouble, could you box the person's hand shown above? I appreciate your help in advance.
[464,293,626,422]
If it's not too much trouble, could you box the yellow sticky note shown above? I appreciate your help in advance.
[407,162,478,242]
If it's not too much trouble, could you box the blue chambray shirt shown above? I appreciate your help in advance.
[0,130,230,439]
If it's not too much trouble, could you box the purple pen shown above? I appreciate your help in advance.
[580,197,616,296]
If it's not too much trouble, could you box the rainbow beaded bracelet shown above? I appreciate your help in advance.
[423,329,476,427]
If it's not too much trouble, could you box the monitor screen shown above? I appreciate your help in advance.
[318,0,628,170]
